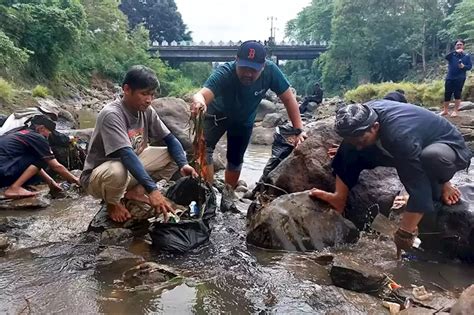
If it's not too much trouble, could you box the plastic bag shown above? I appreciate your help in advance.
[149,176,217,253]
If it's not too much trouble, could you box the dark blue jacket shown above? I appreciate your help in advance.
[368,100,472,213]
[446,51,472,80]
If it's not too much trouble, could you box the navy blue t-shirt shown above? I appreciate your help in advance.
[0,129,54,176]
[204,60,290,128]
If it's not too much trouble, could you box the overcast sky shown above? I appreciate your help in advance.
[174,0,311,43]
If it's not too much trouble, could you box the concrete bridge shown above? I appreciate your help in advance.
[149,40,328,63]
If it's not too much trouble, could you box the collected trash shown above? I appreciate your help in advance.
[149,176,216,253]
[382,301,401,315]
[412,285,433,301]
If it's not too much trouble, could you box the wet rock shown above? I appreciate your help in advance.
[96,247,144,266]
[221,185,239,213]
[0,233,10,250]
[329,256,388,294]
[151,97,192,152]
[459,101,474,111]
[266,117,403,229]
[255,100,283,122]
[251,126,274,145]
[62,128,94,142]
[122,262,179,288]
[450,284,474,315]
[213,141,227,171]
[265,90,279,103]
[100,228,133,246]
[262,113,286,128]
[0,193,50,210]
[246,191,359,251]
[445,109,474,150]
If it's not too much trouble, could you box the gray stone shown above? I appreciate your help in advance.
[329,256,388,294]
[101,228,133,245]
[246,191,359,251]
[251,126,274,145]
[262,113,286,128]
[213,141,227,171]
[151,97,192,152]
[459,101,474,111]
[255,99,283,122]
[451,284,474,315]
[265,90,279,103]
[0,193,50,210]
[0,233,9,250]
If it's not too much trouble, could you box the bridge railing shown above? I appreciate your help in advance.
[151,40,328,47]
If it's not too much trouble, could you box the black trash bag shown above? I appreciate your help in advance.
[149,176,217,253]
[165,176,216,220]
[0,114,7,127]
[261,124,299,180]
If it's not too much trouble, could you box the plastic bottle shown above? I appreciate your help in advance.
[189,201,199,218]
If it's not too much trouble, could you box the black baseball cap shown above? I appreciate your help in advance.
[236,40,266,71]
[31,115,56,132]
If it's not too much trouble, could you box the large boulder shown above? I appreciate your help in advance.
[151,97,192,151]
[251,126,274,145]
[451,285,474,315]
[246,191,359,251]
[255,99,283,122]
[266,117,403,229]
[262,112,286,128]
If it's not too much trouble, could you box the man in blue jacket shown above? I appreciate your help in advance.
[309,100,472,257]
[81,66,197,222]
[441,39,472,117]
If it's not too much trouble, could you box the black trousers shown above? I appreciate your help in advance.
[332,142,460,201]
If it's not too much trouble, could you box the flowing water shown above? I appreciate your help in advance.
[0,111,473,313]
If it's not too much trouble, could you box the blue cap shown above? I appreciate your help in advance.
[236,40,266,70]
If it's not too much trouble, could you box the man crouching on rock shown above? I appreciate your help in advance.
[309,100,472,257]
[80,65,197,222]
[0,115,80,198]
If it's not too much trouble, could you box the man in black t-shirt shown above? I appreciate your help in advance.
[0,115,80,199]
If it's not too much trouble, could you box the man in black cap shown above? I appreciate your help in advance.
[383,89,407,103]
[191,40,305,190]
[0,115,80,198]
[309,100,472,257]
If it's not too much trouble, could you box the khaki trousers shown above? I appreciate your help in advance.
[86,146,178,205]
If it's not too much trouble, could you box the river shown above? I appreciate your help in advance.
[0,112,473,314]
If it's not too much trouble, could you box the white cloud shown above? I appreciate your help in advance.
[175,0,311,42]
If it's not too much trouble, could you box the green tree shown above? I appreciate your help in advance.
[119,0,192,42]
[446,0,474,42]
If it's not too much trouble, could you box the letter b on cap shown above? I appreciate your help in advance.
[248,48,256,59]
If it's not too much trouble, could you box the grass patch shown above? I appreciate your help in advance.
[344,76,474,107]
[0,78,14,102]
[32,85,50,98]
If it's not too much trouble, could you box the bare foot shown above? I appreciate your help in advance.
[4,186,38,199]
[450,111,458,117]
[124,189,150,205]
[440,110,449,116]
[309,188,346,213]
[441,182,461,205]
[107,203,132,222]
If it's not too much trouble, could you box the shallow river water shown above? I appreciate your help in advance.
[1,114,473,314]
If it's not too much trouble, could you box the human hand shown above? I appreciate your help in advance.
[180,164,198,178]
[48,180,64,194]
[328,144,340,159]
[456,48,464,54]
[394,227,417,259]
[459,62,465,69]
[191,99,207,117]
[148,190,175,222]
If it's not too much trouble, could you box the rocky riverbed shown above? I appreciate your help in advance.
[0,91,473,314]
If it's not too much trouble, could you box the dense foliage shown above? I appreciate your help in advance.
[0,0,194,98]
[285,0,474,95]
